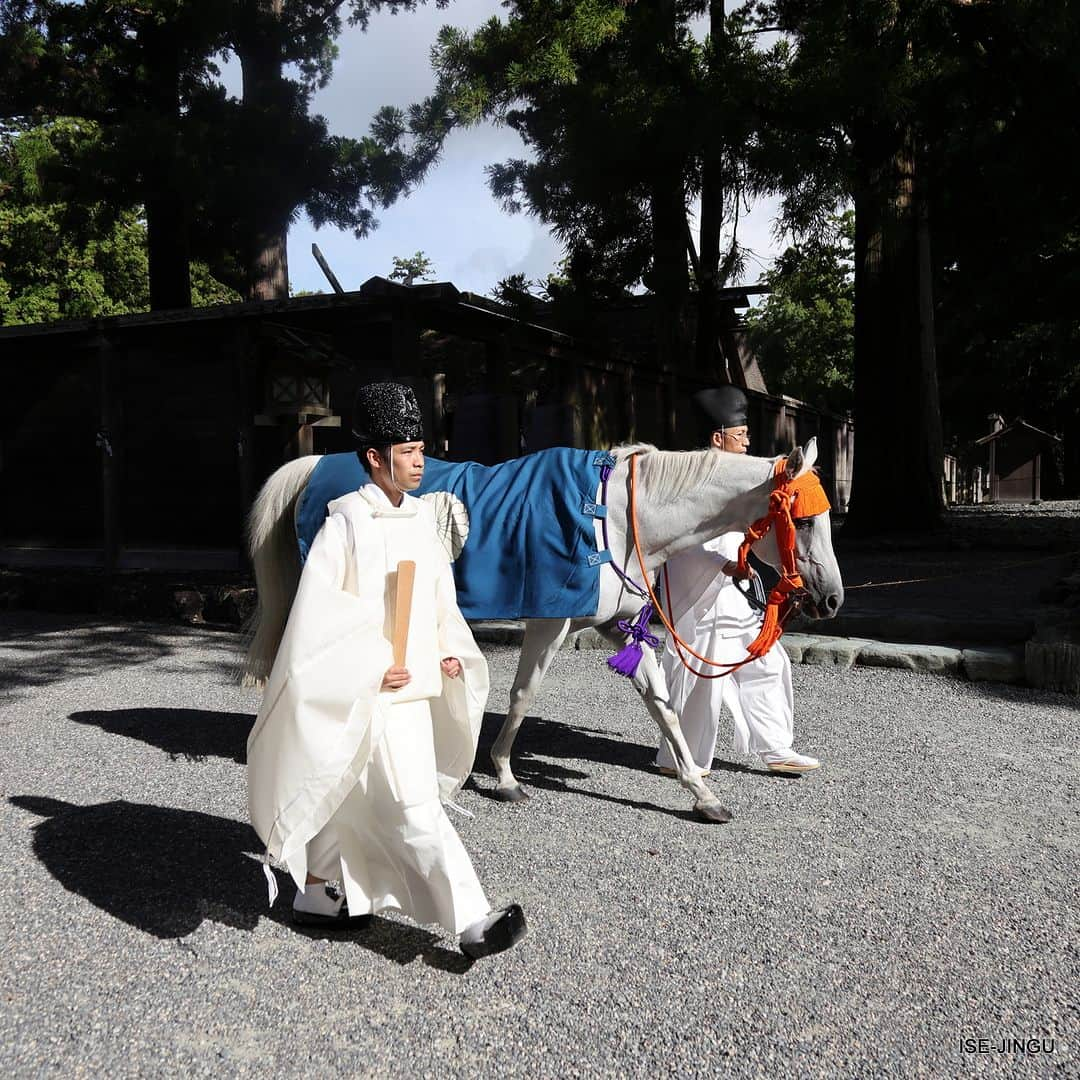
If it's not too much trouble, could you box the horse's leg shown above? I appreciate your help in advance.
[629,644,734,824]
[491,618,572,803]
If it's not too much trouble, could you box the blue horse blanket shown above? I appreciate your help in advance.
[295,449,615,620]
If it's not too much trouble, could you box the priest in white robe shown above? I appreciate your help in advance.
[248,382,526,959]
[655,386,820,777]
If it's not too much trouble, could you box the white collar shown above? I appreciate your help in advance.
[359,482,418,518]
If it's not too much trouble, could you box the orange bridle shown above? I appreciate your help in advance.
[628,454,831,679]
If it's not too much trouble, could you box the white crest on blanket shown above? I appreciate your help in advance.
[419,491,470,561]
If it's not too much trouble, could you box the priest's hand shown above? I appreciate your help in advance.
[382,665,411,691]
[722,559,756,581]
[441,657,462,679]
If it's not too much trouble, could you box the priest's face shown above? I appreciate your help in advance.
[710,426,750,454]
[365,441,425,495]
[388,441,426,490]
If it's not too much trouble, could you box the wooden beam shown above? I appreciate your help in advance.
[98,338,120,572]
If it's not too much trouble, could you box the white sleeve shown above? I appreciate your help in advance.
[713,531,744,564]
[303,513,349,591]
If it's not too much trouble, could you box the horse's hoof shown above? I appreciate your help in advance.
[494,785,530,804]
[694,801,733,824]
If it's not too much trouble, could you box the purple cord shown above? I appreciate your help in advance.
[599,461,648,601]
[598,460,656,679]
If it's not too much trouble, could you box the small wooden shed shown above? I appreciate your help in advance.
[974,416,1062,503]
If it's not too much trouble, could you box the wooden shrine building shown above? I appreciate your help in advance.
[974,415,1063,503]
[0,277,853,573]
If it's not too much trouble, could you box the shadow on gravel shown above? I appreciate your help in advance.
[0,622,180,694]
[476,710,654,774]
[475,709,786,784]
[7,795,471,972]
[69,708,254,763]
[466,771,707,823]
[0,614,247,697]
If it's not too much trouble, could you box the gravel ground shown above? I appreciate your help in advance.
[0,613,1076,1079]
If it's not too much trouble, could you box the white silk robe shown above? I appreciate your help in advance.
[656,532,794,770]
[247,484,491,933]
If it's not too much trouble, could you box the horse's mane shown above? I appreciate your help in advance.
[611,442,733,501]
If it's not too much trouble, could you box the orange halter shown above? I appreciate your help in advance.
[629,454,831,679]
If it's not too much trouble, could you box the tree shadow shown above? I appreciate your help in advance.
[0,613,246,697]
[69,708,254,764]
[7,795,469,971]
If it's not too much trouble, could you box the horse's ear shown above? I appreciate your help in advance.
[784,446,805,480]
[803,437,819,471]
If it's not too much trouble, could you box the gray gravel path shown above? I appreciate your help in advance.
[0,613,1076,1079]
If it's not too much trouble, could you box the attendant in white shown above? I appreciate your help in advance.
[655,386,820,777]
[247,382,526,959]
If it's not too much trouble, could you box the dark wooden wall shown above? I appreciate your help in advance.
[0,298,856,567]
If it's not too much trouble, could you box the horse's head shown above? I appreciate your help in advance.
[751,438,844,620]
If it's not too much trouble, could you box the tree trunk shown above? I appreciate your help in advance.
[246,223,290,302]
[695,0,725,378]
[145,191,193,310]
[651,177,691,363]
[847,124,945,532]
[237,0,290,301]
[139,26,192,310]
[651,169,690,444]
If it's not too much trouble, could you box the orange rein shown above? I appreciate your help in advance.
[628,453,829,680]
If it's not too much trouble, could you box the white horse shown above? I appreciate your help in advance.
[242,439,844,824]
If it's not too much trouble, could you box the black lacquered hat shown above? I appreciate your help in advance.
[351,382,424,445]
[694,385,748,431]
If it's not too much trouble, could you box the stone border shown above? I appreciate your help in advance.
[469,622,1028,686]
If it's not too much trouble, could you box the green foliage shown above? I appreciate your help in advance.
[0,117,237,324]
[745,212,854,412]
[388,251,435,286]
[2,2,454,302]
[427,3,784,299]
[925,0,1080,452]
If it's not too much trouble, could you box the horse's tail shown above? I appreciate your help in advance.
[240,455,321,688]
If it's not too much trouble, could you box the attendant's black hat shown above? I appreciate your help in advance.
[694,385,748,433]
[351,382,424,445]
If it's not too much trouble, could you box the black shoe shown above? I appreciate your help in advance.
[460,904,527,959]
[291,884,372,929]
[291,906,372,929]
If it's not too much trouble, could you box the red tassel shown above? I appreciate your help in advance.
[748,603,780,657]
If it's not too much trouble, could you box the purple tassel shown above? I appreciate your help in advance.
[607,603,659,679]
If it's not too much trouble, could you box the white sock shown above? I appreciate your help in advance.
[460,909,503,946]
[293,883,344,917]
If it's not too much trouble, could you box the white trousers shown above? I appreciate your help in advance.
[306,698,489,935]
[656,631,794,771]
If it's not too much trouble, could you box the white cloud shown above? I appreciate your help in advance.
[231,0,788,296]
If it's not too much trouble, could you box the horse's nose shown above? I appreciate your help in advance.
[823,592,842,616]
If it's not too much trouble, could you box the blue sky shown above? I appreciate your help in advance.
[262,0,784,297]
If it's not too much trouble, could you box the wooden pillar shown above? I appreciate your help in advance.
[665,372,678,448]
[486,336,518,458]
[988,438,998,502]
[486,336,511,393]
[391,307,421,374]
[296,419,315,458]
[97,337,121,572]
[233,326,256,533]
[432,373,448,457]
[623,361,636,444]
